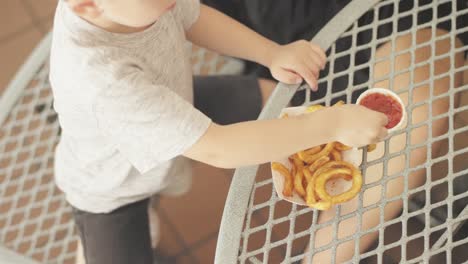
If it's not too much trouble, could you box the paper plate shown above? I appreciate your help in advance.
[270,106,363,206]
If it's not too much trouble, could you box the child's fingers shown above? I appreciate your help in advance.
[273,68,303,85]
[309,44,327,67]
[304,57,320,79]
[373,111,388,127]
[375,127,388,142]
[295,64,318,90]
[381,114,389,127]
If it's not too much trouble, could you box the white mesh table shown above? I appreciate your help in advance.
[215,0,468,263]
[0,34,244,263]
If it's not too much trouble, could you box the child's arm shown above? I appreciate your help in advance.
[186,5,327,90]
[94,66,387,172]
[183,5,387,168]
[184,105,388,169]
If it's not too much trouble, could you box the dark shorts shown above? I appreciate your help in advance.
[73,199,154,264]
[72,75,262,264]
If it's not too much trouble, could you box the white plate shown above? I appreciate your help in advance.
[270,106,363,206]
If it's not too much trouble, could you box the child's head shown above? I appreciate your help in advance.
[67,0,176,28]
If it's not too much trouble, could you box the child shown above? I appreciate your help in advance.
[49,0,388,263]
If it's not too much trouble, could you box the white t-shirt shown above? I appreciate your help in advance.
[49,0,211,213]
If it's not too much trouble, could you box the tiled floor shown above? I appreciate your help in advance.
[154,164,237,263]
[0,0,56,95]
[1,2,468,264]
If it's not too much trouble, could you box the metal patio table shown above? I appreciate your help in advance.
[215,0,468,263]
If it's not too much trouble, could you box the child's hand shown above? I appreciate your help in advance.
[267,40,327,91]
[322,105,389,147]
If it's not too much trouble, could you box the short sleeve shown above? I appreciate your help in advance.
[174,0,201,30]
[94,66,211,174]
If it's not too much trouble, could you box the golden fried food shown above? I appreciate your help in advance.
[303,142,335,164]
[291,156,306,197]
[305,167,332,210]
[294,169,306,197]
[367,143,377,152]
[298,146,321,161]
[306,146,322,155]
[272,162,294,197]
[297,151,308,162]
[306,104,325,113]
[289,156,297,176]
[315,161,362,204]
[305,170,317,204]
[274,104,363,210]
[314,168,352,202]
[307,156,330,180]
[330,150,342,161]
[277,148,361,209]
[333,100,345,107]
[313,161,353,180]
[334,142,352,151]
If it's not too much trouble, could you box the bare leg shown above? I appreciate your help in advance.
[75,240,85,264]
[303,28,465,263]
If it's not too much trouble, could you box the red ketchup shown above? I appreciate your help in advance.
[359,93,403,129]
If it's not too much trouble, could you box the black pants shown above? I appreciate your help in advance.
[71,75,262,264]
[73,199,154,264]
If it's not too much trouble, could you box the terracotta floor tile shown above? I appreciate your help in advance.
[253,199,293,227]
[250,163,287,221]
[252,206,319,259]
[289,234,311,260]
[0,1,33,40]
[159,162,232,245]
[243,225,267,257]
[37,15,55,34]
[156,208,186,257]
[241,225,285,263]
[173,254,197,264]
[256,163,273,182]
[24,0,57,20]
[192,237,216,264]
[251,182,274,208]
[0,28,43,95]
[241,211,292,262]
[266,245,288,263]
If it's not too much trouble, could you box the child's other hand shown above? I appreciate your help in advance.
[323,105,389,148]
[267,40,327,91]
